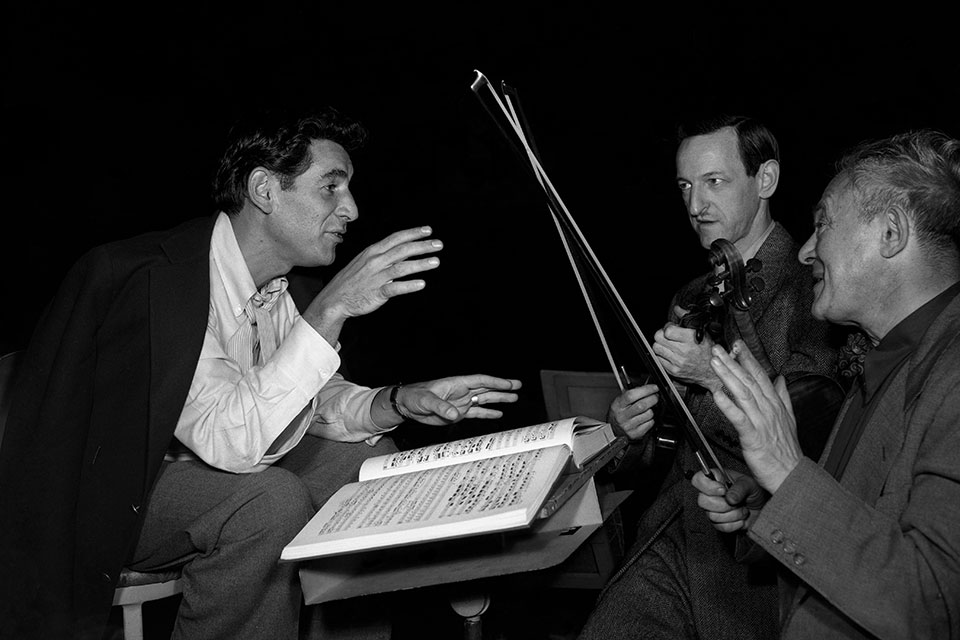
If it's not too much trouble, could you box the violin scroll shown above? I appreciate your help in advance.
[681,238,764,343]
[707,239,764,311]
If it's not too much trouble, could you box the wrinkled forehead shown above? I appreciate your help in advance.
[676,128,744,177]
[816,174,858,215]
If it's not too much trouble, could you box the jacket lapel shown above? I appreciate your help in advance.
[838,293,960,501]
[834,376,906,501]
[747,223,793,322]
[785,289,960,620]
[145,216,216,483]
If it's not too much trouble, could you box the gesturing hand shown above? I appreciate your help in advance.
[395,374,523,425]
[709,341,804,493]
[303,226,443,343]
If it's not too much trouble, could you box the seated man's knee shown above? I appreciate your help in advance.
[238,468,314,540]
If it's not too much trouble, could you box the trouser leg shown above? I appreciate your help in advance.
[577,519,696,640]
[276,434,398,508]
[276,435,399,640]
[129,461,313,640]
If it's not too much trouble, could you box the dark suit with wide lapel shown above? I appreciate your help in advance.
[749,292,960,639]
[1,215,220,638]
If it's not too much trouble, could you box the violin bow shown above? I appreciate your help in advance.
[470,70,731,486]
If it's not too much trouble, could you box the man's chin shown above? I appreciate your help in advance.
[810,298,833,323]
[696,233,717,249]
[695,227,723,249]
[308,249,336,268]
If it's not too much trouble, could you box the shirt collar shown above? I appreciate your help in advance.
[210,212,287,318]
[862,280,960,399]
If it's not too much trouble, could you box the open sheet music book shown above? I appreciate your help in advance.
[281,416,618,561]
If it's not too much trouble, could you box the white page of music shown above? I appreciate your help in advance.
[358,420,570,481]
[317,448,564,538]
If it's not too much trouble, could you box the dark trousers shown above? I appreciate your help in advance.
[578,517,697,640]
[577,512,779,640]
[129,435,398,640]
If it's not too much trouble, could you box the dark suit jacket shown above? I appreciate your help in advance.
[749,290,960,639]
[0,215,329,639]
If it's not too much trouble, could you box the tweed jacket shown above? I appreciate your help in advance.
[640,222,842,505]
[749,289,960,639]
[621,222,844,638]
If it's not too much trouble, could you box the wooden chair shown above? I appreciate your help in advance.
[111,569,182,640]
[0,351,182,640]
[540,369,623,424]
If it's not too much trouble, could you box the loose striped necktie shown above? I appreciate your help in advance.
[234,278,287,373]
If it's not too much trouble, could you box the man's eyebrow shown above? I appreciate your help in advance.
[320,168,349,180]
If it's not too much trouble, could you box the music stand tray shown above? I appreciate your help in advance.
[298,474,629,605]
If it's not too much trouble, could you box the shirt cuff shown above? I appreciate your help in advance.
[274,318,341,396]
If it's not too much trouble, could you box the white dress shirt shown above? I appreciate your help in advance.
[171,212,393,473]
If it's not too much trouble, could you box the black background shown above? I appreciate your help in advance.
[3,1,959,435]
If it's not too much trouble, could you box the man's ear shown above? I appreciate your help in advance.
[247,168,275,214]
[757,159,780,199]
[879,205,910,258]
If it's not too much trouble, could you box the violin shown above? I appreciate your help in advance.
[679,239,763,343]
[683,238,844,460]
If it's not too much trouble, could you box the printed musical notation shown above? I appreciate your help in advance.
[318,450,548,535]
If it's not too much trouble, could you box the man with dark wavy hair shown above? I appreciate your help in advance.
[697,129,960,639]
[578,115,843,639]
[0,106,522,640]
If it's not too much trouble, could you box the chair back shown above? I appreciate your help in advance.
[0,350,23,448]
[539,369,622,422]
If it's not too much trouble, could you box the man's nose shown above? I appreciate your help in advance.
[798,232,816,265]
[339,190,359,221]
[687,187,706,217]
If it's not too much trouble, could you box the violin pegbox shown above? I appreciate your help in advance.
[745,258,765,297]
